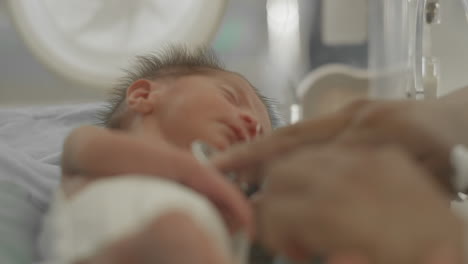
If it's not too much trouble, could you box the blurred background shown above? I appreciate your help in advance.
[2,0,468,121]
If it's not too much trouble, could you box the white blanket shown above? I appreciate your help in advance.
[42,176,233,264]
[0,103,105,263]
[0,103,104,207]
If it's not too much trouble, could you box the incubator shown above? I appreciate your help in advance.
[367,0,440,100]
[288,0,468,123]
[5,0,468,116]
[2,1,468,263]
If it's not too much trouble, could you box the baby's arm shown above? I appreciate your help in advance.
[52,127,248,264]
[60,126,253,235]
[61,126,184,194]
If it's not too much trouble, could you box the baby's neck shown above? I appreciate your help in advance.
[127,116,166,142]
[126,116,188,152]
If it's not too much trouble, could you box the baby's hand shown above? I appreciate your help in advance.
[77,211,234,264]
[62,126,254,237]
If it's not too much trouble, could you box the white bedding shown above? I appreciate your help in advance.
[0,103,105,263]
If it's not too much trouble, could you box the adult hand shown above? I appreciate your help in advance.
[214,97,468,195]
[254,146,464,264]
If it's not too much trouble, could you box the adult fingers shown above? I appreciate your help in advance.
[212,99,369,174]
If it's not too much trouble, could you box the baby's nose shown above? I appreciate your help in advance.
[240,113,262,139]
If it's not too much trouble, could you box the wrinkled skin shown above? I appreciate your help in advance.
[254,146,463,264]
[213,91,468,264]
[215,98,468,195]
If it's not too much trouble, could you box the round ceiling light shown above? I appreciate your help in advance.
[7,0,227,88]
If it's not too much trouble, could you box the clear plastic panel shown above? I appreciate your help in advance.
[294,0,435,122]
[462,0,468,20]
[367,0,420,99]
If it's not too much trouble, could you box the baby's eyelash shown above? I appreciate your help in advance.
[223,89,239,104]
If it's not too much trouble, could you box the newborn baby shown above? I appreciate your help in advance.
[40,46,279,264]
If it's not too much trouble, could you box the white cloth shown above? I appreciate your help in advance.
[0,181,41,264]
[452,145,468,193]
[0,103,104,208]
[0,103,105,263]
[450,145,468,262]
[41,175,233,264]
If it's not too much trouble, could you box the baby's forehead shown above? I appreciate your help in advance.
[182,69,253,90]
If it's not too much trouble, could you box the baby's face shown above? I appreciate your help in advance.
[136,70,271,151]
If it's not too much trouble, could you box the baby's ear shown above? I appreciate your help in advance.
[127,79,160,114]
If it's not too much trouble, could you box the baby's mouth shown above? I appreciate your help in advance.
[223,122,252,145]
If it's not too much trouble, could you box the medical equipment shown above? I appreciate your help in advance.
[343,0,444,99]
[289,0,468,122]
[3,2,468,264]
